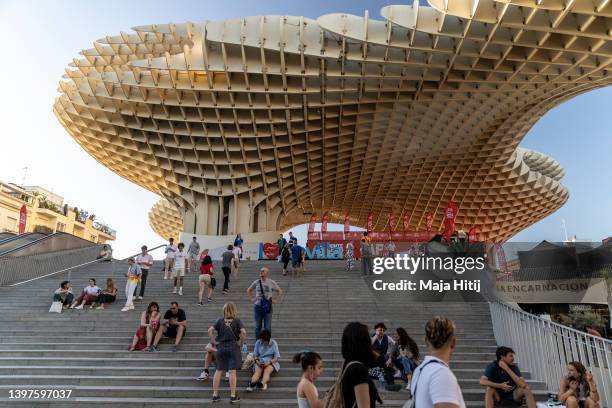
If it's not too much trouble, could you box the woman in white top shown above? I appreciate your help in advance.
[295,350,324,408]
[410,315,466,408]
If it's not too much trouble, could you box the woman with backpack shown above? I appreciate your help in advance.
[408,316,465,408]
[334,322,382,407]
[208,302,247,404]
[295,350,324,408]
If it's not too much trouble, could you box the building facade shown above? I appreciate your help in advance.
[0,181,116,243]
[54,0,612,246]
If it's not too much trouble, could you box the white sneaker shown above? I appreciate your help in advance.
[172,287,177,294]
[164,276,168,280]
[129,305,135,310]
[121,306,130,312]
[197,371,209,381]
[178,287,183,296]
[136,296,143,300]
[74,304,84,310]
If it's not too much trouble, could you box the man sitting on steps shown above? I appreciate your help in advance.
[480,346,536,408]
[150,301,187,352]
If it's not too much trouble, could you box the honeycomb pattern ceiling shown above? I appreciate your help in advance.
[54,0,612,241]
[148,199,183,241]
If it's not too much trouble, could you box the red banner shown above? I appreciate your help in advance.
[18,205,27,234]
[321,211,329,233]
[443,201,458,238]
[343,212,350,233]
[425,212,433,232]
[308,213,317,233]
[468,227,477,244]
[389,209,395,233]
[367,212,373,232]
[403,214,409,232]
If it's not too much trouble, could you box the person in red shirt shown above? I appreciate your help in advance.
[199,250,215,305]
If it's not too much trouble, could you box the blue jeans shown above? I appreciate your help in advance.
[394,356,417,380]
[253,305,272,341]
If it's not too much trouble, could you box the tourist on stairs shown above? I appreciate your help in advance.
[247,266,283,342]
[128,301,160,351]
[95,278,117,309]
[121,258,141,312]
[295,350,324,408]
[247,329,280,391]
[71,278,101,309]
[198,250,215,305]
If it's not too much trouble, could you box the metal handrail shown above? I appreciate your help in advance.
[8,244,166,287]
[490,300,611,408]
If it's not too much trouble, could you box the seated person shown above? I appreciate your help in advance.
[371,322,395,361]
[70,279,101,309]
[559,361,600,408]
[369,322,402,391]
[480,346,536,408]
[95,278,117,309]
[129,302,161,351]
[53,281,74,309]
[151,301,187,352]
[247,329,281,391]
[97,245,112,261]
[390,328,420,389]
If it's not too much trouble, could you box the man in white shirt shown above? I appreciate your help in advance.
[232,245,241,279]
[135,245,154,300]
[163,238,177,280]
[172,242,187,295]
[187,237,200,273]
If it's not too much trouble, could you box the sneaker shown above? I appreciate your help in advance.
[230,395,240,403]
[121,306,130,312]
[136,296,143,300]
[385,383,402,392]
[197,370,209,381]
[208,297,213,302]
[172,287,177,294]
[148,345,157,352]
[74,304,84,310]
[171,345,177,352]
[262,383,268,391]
[246,383,255,392]
[164,276,168,280]
[178,287,183,296]
[95,306,105,310]
[129,305,135,310]
[198,302,204,306]
[211,395,221,403]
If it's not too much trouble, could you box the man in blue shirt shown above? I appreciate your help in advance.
[480,346,536,408]
[289,242,305,278]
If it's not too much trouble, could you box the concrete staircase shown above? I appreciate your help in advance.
[0,260,550,407]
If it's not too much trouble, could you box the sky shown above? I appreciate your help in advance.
[0,0,610,258]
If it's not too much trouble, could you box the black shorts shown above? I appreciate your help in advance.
[292,260,303,268]
[166,325,186,338]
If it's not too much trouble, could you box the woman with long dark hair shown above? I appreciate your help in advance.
[128,302,161,351]
[199,250,214,305]
[392,327,420,388]
[340,322,382,408]
[559,361,600,408]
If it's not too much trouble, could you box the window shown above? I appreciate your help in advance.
[56,222,66,232]
[90,235,97,242]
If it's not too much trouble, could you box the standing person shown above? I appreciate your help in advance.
[135,245,153,300]
[199,251,215,305]
[209,302,247,404]
[163,238,177,280]
[172,243,187,295]
[346,241,356,272]
[280,243,291,276]
[221,245,234,294]
[387,240,396,258]
[276,234,287,260]
[121,258,141,312]
[295,351,324,408]
[247,329,281,391]
[290,242,306,278]
[187,236,200,274]
[559,361,600,408]
[288,231,298,245]
[233,234,243,258]
[96,278,117,309]
[247,266,283,341]
[340,322,382,407]
[231,244,241,279]
[480,346,536,408]
[53,281,74,309]
[360,237,373,276]
[410,316,465,408]
[151,301,187,352]
[128,302,161,351]
[71,278,101,309]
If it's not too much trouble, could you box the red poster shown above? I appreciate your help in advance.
[403,213,409,232]
[468,227,477,244]
[308,213,317,233]
[425,212,433,232]
[321,211,329,233]
[18,205,27,234]
[367,212,373,232]
[343,212,350,233]
[443,201,458,237]
[389,209,395,233]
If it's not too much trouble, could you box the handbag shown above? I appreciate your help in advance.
[402,359,442,408]
[257,279,272,314]
[49,301,63,313]
[210,277,217,288]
